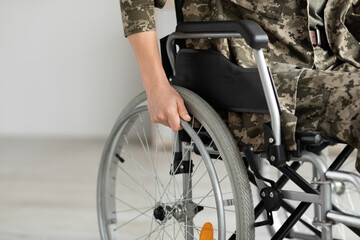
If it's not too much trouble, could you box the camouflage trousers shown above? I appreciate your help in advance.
[225,67,360,172]
[296,68,360,172]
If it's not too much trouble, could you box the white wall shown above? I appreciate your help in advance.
[0,0,176,138]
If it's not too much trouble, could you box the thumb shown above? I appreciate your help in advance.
[177,100,191,122]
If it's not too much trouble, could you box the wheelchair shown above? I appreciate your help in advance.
[97,3,360,240]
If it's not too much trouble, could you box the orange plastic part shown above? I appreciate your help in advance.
[200,222,214,240]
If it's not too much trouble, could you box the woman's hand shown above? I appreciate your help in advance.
[146,81,191,132]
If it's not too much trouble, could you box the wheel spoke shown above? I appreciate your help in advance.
[155,125,181,202]
[114,207,153,231]
[182,158,221,205]
[139,115,168,201]
[120,148,152,176]
[159,126,205,203]
[200,205,236,213]
[175,224,183,239]
[117,164,156,202]
[114,196,153,219]
[122,135,154,206]
[135,221,171,240]
[117,181,151,200]
[196,175,227,207]
[114,205,152,213]
[132,121,173,202]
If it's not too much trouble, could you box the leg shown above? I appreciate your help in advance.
[296,68,360,171]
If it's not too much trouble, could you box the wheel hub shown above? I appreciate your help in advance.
[153,201,203,224]
[172,203,186,222]
[153,206,166,221]
[153,203,172,224]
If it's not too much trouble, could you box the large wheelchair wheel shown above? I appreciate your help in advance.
[97,86,254,240]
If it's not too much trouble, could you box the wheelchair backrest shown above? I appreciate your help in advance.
[172,48,270,113]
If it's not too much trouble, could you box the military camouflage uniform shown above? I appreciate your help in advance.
[120,0,360,171]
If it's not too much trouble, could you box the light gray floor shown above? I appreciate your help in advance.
[0,138,105,240]
[0,138,358,239]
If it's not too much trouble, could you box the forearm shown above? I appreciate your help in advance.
[128,31,169,92]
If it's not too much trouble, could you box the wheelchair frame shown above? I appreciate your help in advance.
[96,1,360,239]
[161,7,360,240]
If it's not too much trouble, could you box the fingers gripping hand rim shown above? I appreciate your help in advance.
[147,87,191,132]
[167,98,191,132]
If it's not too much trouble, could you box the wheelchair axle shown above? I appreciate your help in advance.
[153,201,204,224]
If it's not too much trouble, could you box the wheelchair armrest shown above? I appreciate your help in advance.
[176,20,268,49]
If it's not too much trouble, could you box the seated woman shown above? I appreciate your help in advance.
[119,0,360,171]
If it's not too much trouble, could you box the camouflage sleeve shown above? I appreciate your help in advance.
[120,0,166,37]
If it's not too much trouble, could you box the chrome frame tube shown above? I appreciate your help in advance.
[293,152,332,240]
[313,164,322,226]
[281,190,321,204]
[289,231,321,240]
[326,170,360,192]
[320,183,332,240]
[327,210,360,228]
[293,152,328,181]
[253,49,281,145]
[182,142,194,240]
